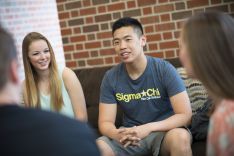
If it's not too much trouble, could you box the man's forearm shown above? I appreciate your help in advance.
[147,113,192,133]
[99,122,120,141]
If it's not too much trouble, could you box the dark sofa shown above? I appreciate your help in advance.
[74,58,206,156]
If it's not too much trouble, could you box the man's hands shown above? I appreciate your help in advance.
[116,124,151,148]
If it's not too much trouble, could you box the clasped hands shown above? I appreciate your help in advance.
[116,125,151,148]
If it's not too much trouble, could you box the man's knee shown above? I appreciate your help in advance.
[160,128,192,156]
[96,139,115,156]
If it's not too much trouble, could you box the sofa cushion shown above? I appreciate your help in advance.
[176,67,208,114]
[74,66,112,108]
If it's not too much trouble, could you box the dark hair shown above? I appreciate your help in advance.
[0,26,17,90]
[182,11,234,99]
[112,17,144,37]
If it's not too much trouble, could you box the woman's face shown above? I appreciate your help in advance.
[28,39,51,72]
[179,35,195,78]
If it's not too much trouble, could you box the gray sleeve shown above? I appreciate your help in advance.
[163,62,186,97]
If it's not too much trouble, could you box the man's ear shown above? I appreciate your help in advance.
[141,35,147,47]
[9,59,20,84]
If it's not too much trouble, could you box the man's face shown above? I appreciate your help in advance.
[113,26,146,64]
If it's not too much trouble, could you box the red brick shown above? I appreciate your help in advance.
[107,3,125,11]
[73,51,89,59]
[78,60,86,67]
[100,48,115,56]
[155,22,175,32]
[93,0,109,5]
[148,43,158,50]
[175,2,185,10]
[140,16,159,25]
[97,32,112,39]
[71,11,79,17]
[105,57,114,64]
[65,53,71,60]
[144,25,154,33]
[59,21,66,28]
[74,27,81,34]
[143,7,152,15]
[56,0,66,3]
[66,61,77,68]
[98,6,106,13]
[174,31,180,39]
[123,9,141,17]
[85,17,94,24]
[159,41,179,49]
[147,34,161,42]
[187,0,209,8]
[154,4,174,13]
[63,45,74,52]
[85,42,101,49]
[87,58,104,65]
[76,44,83,50]
[176,20,185,29]
[148,52,164,58]
[172,11,192,20]
[165,50,175,57]
[101,23,109,30]
[83,25,99,33]
[114,56,120,63]
[82,0,91,7]
[80,7,96,16]
[62,37,68,44]
[103,40,112,47]
[58,12,69,19]
[137,0,156,7]
[159,0,168,3]
[65,1,81,10]
[87,34,95,41]
[70,35,86,42]
[160,14,170,22]
[61,28,72,36]
[127,1,136,8]
[57,4,64,12]
[91,51,98,57]
[163,32,172,40]
[95,14,111,22]
[68,18,84,26]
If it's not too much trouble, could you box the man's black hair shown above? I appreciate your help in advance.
[112,17,144,37]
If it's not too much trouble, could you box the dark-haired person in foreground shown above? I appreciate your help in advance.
[0,26,100,156]
[97,17,192,156]
[179,11,234,156]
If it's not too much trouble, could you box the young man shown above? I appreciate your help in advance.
[97,17,192,156]
[0,26,100,156]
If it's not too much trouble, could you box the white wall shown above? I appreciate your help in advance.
[0,0,65,81]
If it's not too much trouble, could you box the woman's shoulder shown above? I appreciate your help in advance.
[62,67,78,82]
[62,67,75,76]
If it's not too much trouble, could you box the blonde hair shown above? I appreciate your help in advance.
[22,32,63,111]
[182,12,234,100]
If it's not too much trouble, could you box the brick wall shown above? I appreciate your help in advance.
[0,0,65,81]
[56,0,234,69]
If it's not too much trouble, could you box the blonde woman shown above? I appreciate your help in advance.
[179,12,234,156]
[22,32,87,121]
